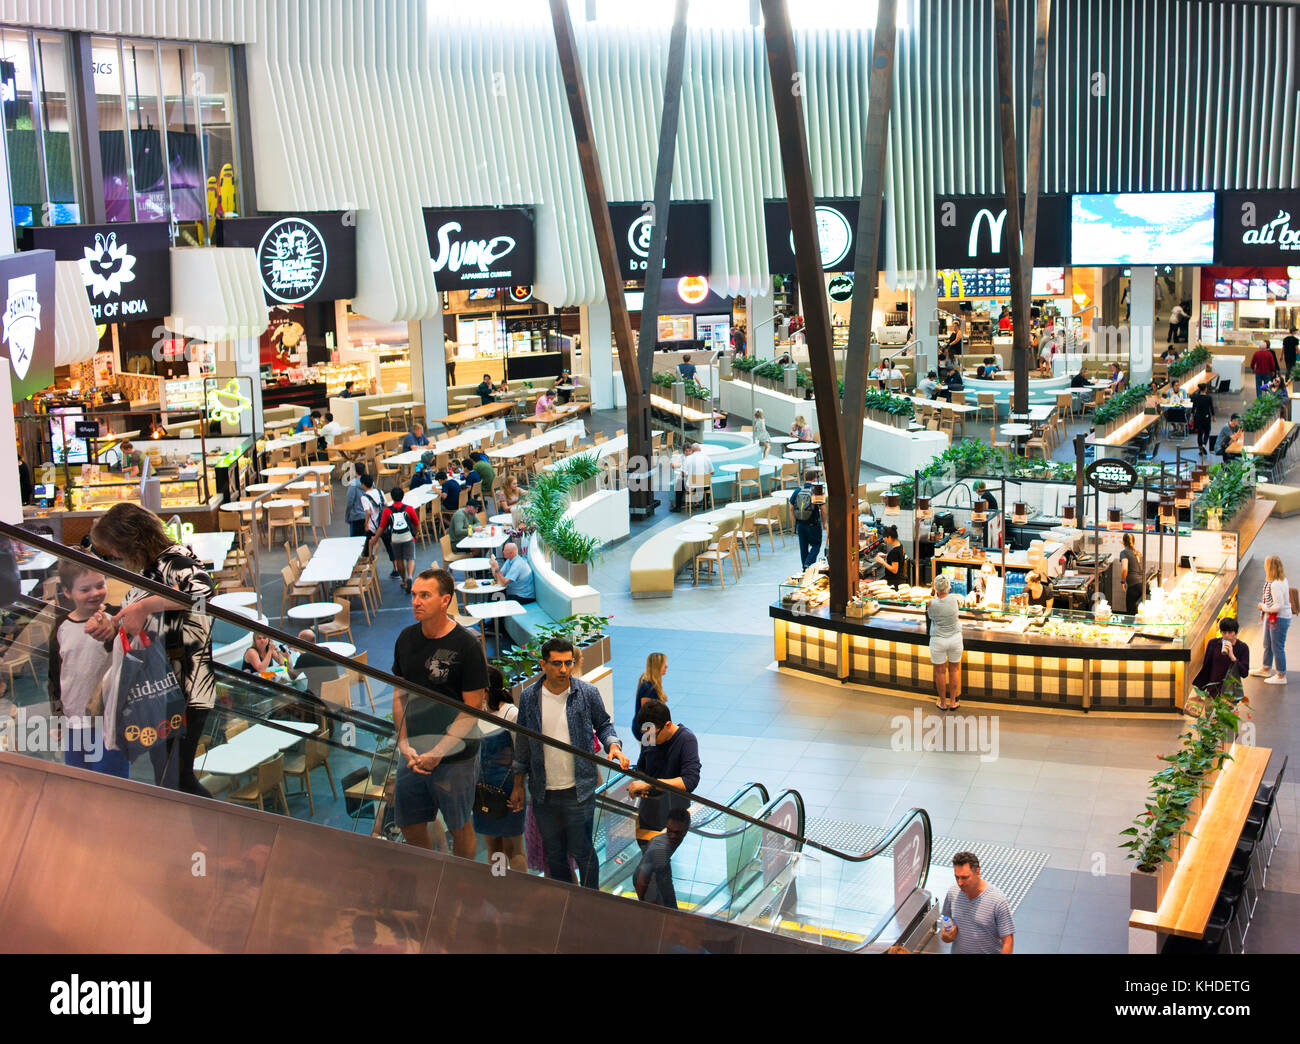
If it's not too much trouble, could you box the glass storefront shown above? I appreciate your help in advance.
[1,26,241,236]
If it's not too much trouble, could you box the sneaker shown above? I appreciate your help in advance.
[1249,668,1270,677]
[1265,675,1288,685]
[390,570,401,579]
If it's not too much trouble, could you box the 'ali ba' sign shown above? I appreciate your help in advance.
[1085,457,1138,494]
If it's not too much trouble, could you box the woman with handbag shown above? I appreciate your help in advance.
[1252,555,1292,685]
[473,668,528,871]
[87,503,217,796]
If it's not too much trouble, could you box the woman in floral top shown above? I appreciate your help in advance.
[87,503,216,795]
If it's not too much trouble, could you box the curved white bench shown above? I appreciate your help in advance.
[629,495,793,598]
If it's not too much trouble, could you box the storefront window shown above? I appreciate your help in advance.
[92,35,133,221]
[160,42,204,241]
[195,44,239,228]
[32,32,79,223]
[122,40,166,221]
[1,27,81,226]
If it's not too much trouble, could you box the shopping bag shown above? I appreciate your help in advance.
[111,629,187,762]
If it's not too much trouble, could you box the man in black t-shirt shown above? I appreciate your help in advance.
[1283,329,1298,378]
[391,568,489,858]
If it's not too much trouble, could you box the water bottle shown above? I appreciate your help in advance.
[939,915,954,935]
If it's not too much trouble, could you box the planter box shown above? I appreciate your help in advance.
[579,634,611,672]
[550,554,590,587]
[509,670,545,701]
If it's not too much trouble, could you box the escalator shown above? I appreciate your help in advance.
[0,523,936,953]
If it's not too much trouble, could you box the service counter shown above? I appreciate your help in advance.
[771,563,1239,714]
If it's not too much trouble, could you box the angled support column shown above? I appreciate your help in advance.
[550,0,653,516]
[761,0,857,614]
[840,0,898,470]
[634,0,690,514]
[994,0,1051,417]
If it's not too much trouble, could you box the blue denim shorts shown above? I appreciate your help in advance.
[394,751,479,831]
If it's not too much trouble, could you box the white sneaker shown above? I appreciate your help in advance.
[1249,668,1271,677]
[1265,674,1288,685]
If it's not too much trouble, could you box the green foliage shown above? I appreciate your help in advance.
[862,387,915,418]
[1290,360,1300,382]
[1241,390,1282,433]
[1191,459,1256,528]
[649,370,710,401]
[1093,383,1153,426]
[490,614,612,681]
[522,460,604,565]
[1167,345,1210,381]
[1120,679,1245,873]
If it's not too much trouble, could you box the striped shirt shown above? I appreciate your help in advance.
[942,882,1014,954]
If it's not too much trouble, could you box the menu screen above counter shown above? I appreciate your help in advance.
[19,221,172,321]
[424,205,536,290]
[216,212,357,305]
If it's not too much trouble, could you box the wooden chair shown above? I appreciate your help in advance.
[685,473,714,515]
[228,753,290,815]
[335,570,374,625]
[775,459,799,490]
[694,532,740,587]
[320,675,353,710]
[386,407,406,432]
[734,511,761,565]
[734,464,762,501]
[282,738,337,816]
[1056,391,1076,422]
[280,566,317,618]
[353,650,377,711]
[295,545,312,571]
[949,391,968,407]
[991,431,1012,453]
[319,601,353,644]
[0,627,39,689]
[752,504,787,551]
[976,392,997,423]
[438,533,468,565]
[1023,430,1050,460]
[267,503,309,546]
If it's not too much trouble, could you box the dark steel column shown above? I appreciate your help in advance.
[841,0,898,470]
[231,46,260,216]
[550,0,653,516]
[68,33,106,224]
[993,0,1030,417]
[633,0,689,515]
[761,0,853,613]
[1019,0,1052,293]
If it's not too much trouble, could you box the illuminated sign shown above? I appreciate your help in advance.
[1085,457,1138,495]
[205,378,251,426]
[676,276,709,305]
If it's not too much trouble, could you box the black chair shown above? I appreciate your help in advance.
[1246,755,1287,884]
[1161,896,1239,954]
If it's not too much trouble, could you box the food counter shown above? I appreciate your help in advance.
[23,437,255,546]
[771,561,1238,714]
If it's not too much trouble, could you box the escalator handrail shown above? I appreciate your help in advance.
[1,522,814,850]
[212,661,394,733]
[594,777,770,840]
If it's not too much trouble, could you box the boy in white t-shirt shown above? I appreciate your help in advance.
[48,561,130,777]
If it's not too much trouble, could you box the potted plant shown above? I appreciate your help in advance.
[547,518,601,587]
[534,613,613,672]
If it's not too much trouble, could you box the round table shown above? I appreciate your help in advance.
[488,513,514,526]
[789,441,820,452]
[457,531,509,551]
[457,580,505,604]
[769,435,798,445]
[222,498,305,511]
[1001,423,1034,454]
[448,557,493,575]
[286,601,342,639]
[877,474,908,488]
[318,640,356,658]
[211,591,258,611]
[785,450,818,462]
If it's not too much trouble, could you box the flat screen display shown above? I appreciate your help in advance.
[1213,280,1232,300]
[467,287,498,301]
[1070,192,1215,264]
[1268,279,1289,298]
[1031,267,1065,296]
[1248,278,1269,301]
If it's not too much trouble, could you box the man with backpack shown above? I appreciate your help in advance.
[358,473,396,578]
[789,469,823,569]
[370,486,421,592]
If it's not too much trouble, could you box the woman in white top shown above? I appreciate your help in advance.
[1252,555,1292,684]
[752,409,771,459]
[927,573,964,709]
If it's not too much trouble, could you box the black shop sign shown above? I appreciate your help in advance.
[0,249,56,402]
[933,195,1071,269]
[609,201,711,278]
[19,221,172,321]
[1085,457,1138,494]
[424,206,536,291]
[1215,191,1300,266]
[766,198,862,274]
[215,211,357,305]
